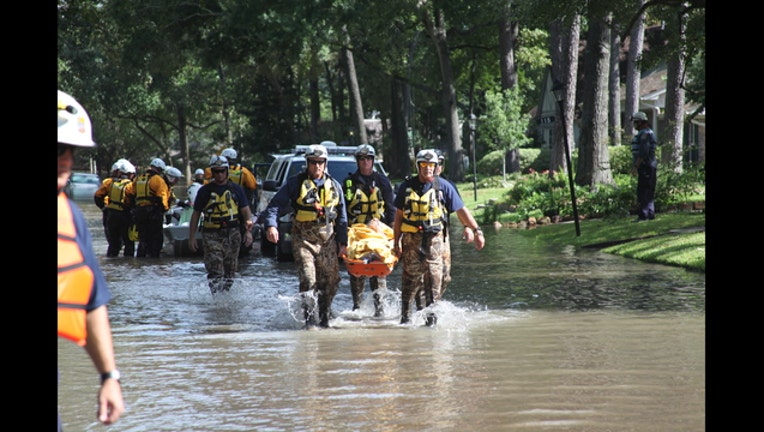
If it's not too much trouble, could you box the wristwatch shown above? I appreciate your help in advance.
[100,370,121,384]
[472,227,483,235]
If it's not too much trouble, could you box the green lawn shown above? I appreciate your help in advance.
[456,183,706,273]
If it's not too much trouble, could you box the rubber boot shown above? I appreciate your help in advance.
[425,312,437,327]
[372,290,383,318]
[400,300,410,324]
[317,292,330,328]
[302,292,317,328]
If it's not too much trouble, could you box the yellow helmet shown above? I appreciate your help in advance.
[58,90,95,148]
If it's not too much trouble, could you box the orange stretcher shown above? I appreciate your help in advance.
[342,254,398,277]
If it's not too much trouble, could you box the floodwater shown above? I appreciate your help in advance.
[58,202,705,431]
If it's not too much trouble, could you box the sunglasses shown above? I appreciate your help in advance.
[357,155,374,161]
[418,162,436,169]
[212,169,227,174]
[308,159,326,165]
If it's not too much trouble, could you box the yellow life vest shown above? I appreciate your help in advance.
[106,178,131,210]
[202,185,241,229]
[134,172,156,206]
[58,193,94,346]
[400,186,444,233]
[294,176,341,222]
[228,164,244,186]
[344,178,384,224]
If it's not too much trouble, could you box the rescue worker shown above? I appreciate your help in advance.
[204,148,257,202]
[342,144,396,316]
[205,148,258,257]
[393,149,485,326]
[131,157,171,258]
[94,160,137,257]
[95,161,121,243]
[430,149,462,301]
[58,90,124,429]
[187,168,205,206]
[162,166,185,224]
[263,144,349,328]
[630,111,658,222]
[189,155,255,294]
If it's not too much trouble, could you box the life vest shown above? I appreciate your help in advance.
[134,172,161,206]
[202,183,241,229]
[294,175,341,222]
[400,183,444,233]
[344,174,384,224]
[228,164,244,186]
[105,178,131,211]
[58,193,94,346]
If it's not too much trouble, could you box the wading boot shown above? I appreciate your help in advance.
[373,291,383,318]
[400,301,410,324]
[317,293,330,328]
[425,312,437,327]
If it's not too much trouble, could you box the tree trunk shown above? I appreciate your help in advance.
[548,14,580,174]
[419,2,464,181]
[498,4,518,90]
[624,0,645,141]
[343,27,368,146]
[176,103,190,179]
[576,13,614,188]
[389,78,411,180]
[609,25,622,146]
[661,10,687,174]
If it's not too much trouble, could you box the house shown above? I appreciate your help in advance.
[535,66,705,165]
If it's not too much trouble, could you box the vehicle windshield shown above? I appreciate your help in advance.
[287,160,385,180]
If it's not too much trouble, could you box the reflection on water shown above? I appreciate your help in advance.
[58,204,705,431]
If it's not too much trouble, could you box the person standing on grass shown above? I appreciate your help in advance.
[630,111,658,222]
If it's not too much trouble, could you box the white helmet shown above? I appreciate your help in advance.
[150,158,166,170]
[304,144,328,160]
[355,144,376,158]
[221,148,238,160]
[58,90,95,148]
[165,166,183,181]
[209,155,229,168]
[111,161,121,172]
[194,168,205,176]
[416,149,439,163]
[120,160,136,174]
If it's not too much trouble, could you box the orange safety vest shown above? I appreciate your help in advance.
[58,193,94,346]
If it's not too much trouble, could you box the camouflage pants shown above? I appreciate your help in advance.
[202,226,242,293]
[292,221,341,327]
[400,230,444,323]
[350,274,387,316]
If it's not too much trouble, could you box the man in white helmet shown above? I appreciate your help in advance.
[187,168,206,206]
[94,159,137,257]
[205,148,257,201]
[130,157,171,257]
[262,143,349,328]
[393,149,485,326]
[58,90,124,429]
[206,148,258,257]
[189,155,255,293]
[341,144,396,316]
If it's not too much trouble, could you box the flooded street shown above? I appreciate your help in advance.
[58,202,705,431]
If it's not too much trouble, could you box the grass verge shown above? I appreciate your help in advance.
[457,183,705,273]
